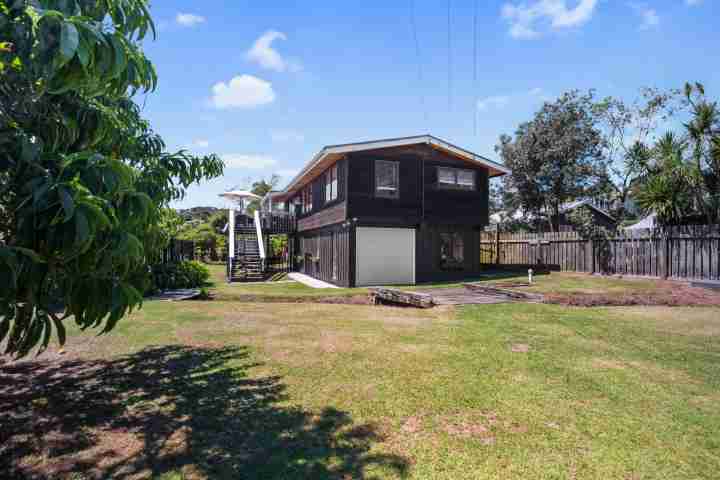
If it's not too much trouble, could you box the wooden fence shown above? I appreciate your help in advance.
[479,226,720,281]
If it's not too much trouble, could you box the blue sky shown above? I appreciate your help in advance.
[137,1,720,209]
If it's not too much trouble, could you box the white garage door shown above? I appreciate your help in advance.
[356,227,415,286]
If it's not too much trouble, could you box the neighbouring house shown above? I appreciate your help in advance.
[553,199,617,231]
[225,135,508,287]
[624,212,657,230]
[489,199,617,232]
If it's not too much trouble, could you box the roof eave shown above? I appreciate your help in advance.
[279,135,511,198]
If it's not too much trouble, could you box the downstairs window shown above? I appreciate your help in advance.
[440,232,464,271]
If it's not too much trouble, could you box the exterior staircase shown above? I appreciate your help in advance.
[230,226,265,282]
[226,210,295,283]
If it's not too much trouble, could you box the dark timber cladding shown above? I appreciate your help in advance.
[346,144,490,227]
[296,224,352,287]
[416,225,483,283]
[281,136,507,287]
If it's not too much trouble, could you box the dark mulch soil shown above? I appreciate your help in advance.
[543,283,720,307]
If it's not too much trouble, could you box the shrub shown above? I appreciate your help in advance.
[147,260,210,294]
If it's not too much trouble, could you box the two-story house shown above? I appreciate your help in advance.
[272,135,510,287]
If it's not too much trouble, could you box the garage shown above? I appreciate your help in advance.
[355,227,415,286]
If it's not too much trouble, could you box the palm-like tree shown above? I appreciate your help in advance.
[637,83,720,226]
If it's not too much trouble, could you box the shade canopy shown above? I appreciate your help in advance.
[218,190,262,203]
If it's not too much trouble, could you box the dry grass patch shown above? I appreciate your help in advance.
[619,306,720,336]
[510,343,531,353]
[590,358,628,370]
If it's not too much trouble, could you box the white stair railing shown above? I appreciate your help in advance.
[253,210,266,260]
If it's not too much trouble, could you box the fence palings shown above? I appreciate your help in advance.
[480,225,720,281]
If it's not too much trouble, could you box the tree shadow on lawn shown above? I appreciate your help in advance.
[0,346,408,479]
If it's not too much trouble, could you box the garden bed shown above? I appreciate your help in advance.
[543,282,720,307]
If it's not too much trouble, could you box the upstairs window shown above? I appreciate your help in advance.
[375,160,399,198]
[437,167,476,190]
[325,164,338,203]
[302,184,313,214]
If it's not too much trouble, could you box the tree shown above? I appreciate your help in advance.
[496,90,606,232]
[636,83,720,225]
[683,83,720,224]
[0,1,224,357]
[593,87,682,221]
[245,174,280,214]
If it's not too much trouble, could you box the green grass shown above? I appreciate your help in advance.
[3,272,720,479]
[207,264,367,299]
[209,263,664,300]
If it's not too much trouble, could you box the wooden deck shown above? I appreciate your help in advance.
[423,288,510,306]
[370,284,543,307]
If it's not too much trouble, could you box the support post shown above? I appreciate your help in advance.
[228,208,235,259]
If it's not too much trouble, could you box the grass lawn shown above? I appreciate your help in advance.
[2,272,720,479]
[208,263,669,301]
[207,265,368,300]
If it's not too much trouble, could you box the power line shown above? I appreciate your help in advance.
[447,0,452,114]
[409,0,427,128]
[473,0,478,137]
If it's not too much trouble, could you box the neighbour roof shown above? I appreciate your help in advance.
[560,199,615,221]
[277,135,510,200]
[490,199,616,225]
[624,212,657,230]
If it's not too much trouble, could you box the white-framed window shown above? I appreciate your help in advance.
[325,164,338,203]
[437,167,476,190]
[375,160,399,198]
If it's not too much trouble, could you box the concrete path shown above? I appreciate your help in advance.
[288,272,340,289]
[146,289,201,301]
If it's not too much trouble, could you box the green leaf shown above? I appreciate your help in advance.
[13,247,46,264]
[108,35,127,78]
[75,209,90,246]
[58,187,75,222]
[76,34,91,68]
[59,21,80,65]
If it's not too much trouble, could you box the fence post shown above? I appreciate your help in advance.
[495,229,500,265]
[661,233,669,279]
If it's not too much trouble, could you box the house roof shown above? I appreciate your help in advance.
[624,213,657,230]
[490,199,616,225]
[275,135,510,200]
[560,199,615,221]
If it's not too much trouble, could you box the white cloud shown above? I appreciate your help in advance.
[685,0,702,5]
[210,75,276,109]
[477,95,511,111]
[192,139,210,148]
[222,154,277,169]
[271,130,305,142]
[176,13,206,27]
[501,0,598,39]
[477,88,545,111]
[529,87,544,96]
[631,3,660,30]
[246,30,302,73]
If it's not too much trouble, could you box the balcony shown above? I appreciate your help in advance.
[260,211,296,235]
